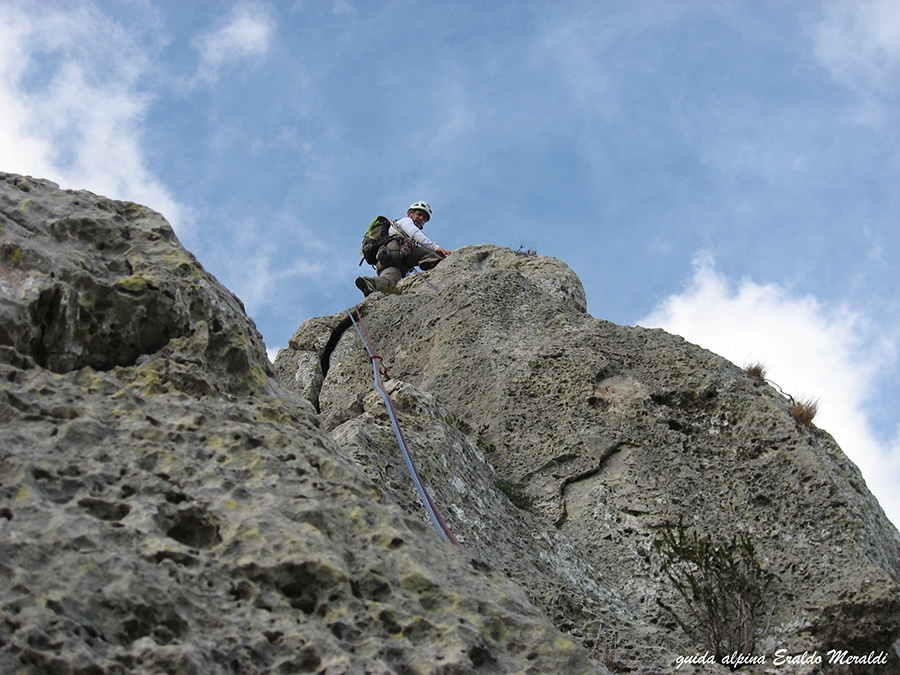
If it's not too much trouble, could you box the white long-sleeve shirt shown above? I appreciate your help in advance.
[391,216,441,253]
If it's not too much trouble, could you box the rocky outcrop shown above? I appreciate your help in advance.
[0,174,604,675]
[277,245,900,673]
[3,171,899,675]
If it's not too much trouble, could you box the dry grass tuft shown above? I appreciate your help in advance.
[514,243,538,257]
[790,396,819,427]
[744,361,768,385]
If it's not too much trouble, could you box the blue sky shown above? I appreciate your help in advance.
[2,1,898,528]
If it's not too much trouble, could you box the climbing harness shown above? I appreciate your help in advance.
[347,307,460,546]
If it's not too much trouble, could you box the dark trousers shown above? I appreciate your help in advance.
[371,240,441,289]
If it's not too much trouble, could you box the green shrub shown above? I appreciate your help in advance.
[475,423,496,454]
[654,517,772,667]
[495,477,536,511]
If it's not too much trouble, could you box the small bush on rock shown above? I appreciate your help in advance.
[654,517,772,668]
[495,478,536,511]
[476,423,496,454]
[514,243,538,257]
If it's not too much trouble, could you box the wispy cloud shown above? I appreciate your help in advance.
[811,0,900,122]
[191,3,276,86]
[0,3,186,230]
[639,254,900,530]
[813,0,900,92]
[196,209,328,322]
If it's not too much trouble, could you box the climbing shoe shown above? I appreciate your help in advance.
[355,276,377,297]
[419,257,441,271]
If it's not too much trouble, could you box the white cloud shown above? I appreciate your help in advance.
[227,245,324,317]
[191,3,275,86]
[814,0,900,88]
[266,346,282,364]
[0,3,186,231]
[811,0,900,121]
[638,254,900,530]
[197,211,327,321]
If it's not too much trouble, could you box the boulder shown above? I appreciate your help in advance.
[0,174,604,675]
[277,243,900,673]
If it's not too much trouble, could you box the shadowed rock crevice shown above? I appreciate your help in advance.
[553,441,636,528]
[26,275,187,373]
[1,173,273,396]
[276,310,357,414]
[321,314,355,378]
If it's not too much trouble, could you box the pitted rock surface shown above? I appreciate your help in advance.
[3,170,899,674]
[0,174,605,675]
[278,244,900,674]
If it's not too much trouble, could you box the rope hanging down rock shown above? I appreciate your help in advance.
[412,269,440,293]
[347,307,460,546]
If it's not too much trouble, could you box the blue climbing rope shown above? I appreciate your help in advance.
[412,269,440,293]
[347,307,460,546]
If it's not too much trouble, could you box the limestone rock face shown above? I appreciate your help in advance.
[0,174,604,675]
[277,244,900,673]
[0,173,271,397]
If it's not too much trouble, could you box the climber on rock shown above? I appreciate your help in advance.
[355,201,452,297]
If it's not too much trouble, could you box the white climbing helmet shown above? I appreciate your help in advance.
[408,201,432,221]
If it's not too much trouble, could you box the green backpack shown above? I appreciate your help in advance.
[359,216,396,266]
